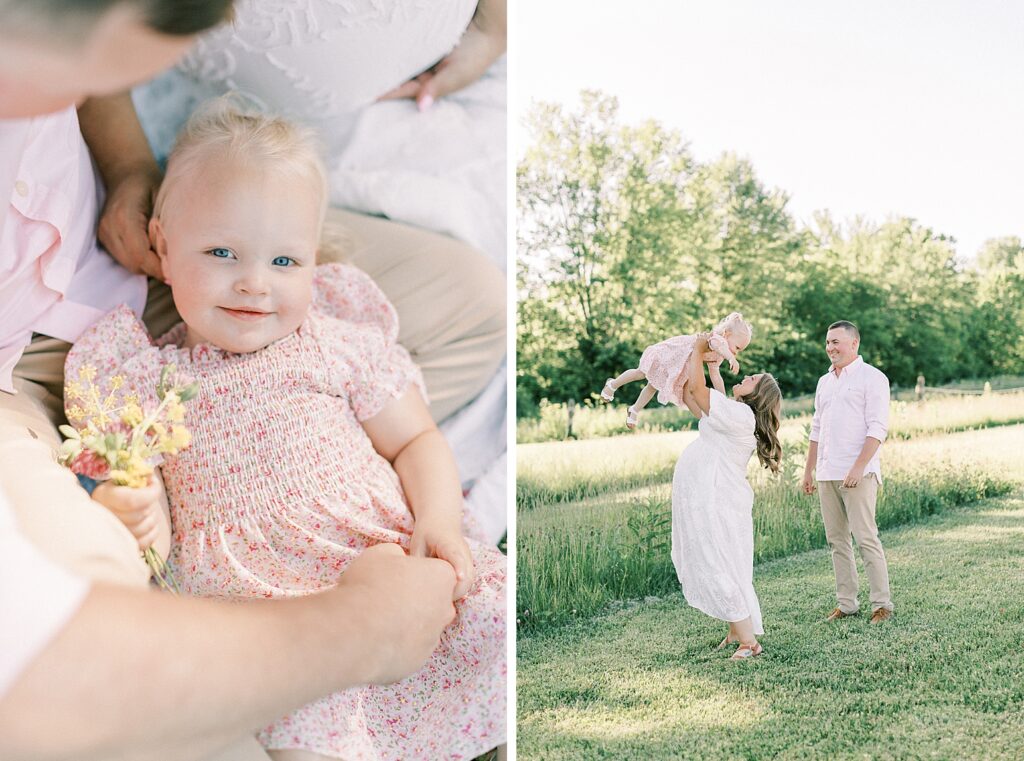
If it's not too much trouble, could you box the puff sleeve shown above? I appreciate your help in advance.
[703,388,755,440]
[311,263,427,421]
[63,305,166,428]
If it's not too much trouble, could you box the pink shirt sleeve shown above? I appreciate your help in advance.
[0,488,89,698]
[0,107,146,393]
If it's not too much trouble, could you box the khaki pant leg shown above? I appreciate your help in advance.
[843,474,892,611]
[818,480,860,614]
[0,374,149,587]
[320,208,506,422]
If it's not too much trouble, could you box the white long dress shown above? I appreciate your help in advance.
[671,389,764,634]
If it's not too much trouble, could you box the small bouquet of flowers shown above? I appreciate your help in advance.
[58,363,199,593]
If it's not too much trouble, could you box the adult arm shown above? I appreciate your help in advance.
[802,377,824,495]
[0,543,457,761]
[77,92,165,280]
[378,0,507,109]
[363,387,475,599]
[680,335,713,419]
[706,356,726,396]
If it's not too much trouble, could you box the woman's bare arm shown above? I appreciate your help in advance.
[681,335,713,418]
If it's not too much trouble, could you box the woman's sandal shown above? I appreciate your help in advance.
[600,379,616,402]
[729,642,764,661]
[715,635,739,651]
[625,406,638,429]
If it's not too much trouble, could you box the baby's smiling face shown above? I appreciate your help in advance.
[151,155,321,354]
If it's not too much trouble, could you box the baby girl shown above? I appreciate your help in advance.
[67,100,505,760]
[601,313,753,428]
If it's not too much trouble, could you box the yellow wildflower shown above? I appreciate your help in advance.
[122,403,143,427]
[78,365,96,382]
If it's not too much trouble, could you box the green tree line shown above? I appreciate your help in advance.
[517,91,1024,416]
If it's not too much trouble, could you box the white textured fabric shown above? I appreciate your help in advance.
[132,0,507,538]
[671,389,763,633]
[809,356,890,482]
[0,487,89,697]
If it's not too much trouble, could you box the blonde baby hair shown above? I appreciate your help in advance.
[153,95,330,233]
[713,311,753,338]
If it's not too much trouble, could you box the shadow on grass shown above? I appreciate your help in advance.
[518,494,1024,760]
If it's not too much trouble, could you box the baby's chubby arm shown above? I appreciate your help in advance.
[708,333,740,374]
[91,471,171,558]
[362,389,475,600]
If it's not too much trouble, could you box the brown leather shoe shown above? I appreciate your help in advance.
[825,607,857,622]
[870,607,893,624]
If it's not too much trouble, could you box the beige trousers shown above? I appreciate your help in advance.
[0,211,505,761]
[818,475,893,613]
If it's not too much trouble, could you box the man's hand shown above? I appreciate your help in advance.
[842,464,866,488]
[96,167,165,280]
[334,543,457,684]
[410,517,476,600]
[802,471,817,495]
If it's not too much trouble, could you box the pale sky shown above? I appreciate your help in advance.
[512,1,1024,261]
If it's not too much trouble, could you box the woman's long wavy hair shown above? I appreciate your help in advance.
[738,373,783,474]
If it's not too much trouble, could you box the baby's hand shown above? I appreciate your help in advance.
[410,517,476,600]
[729,357,740,374]
[92,478,165,551]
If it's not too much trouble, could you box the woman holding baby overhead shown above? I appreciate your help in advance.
[669,331,783,661]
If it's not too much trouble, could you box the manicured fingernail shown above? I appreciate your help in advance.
[418,94,434,112]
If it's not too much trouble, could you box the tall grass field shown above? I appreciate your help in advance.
[517,394,1024,632]
[517,392,1024,759]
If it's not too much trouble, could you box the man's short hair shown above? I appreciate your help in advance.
[0,0,232,41]
[828,320,860,340]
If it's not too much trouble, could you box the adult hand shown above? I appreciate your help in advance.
[97,167,165,280]
[801,471,817,495]
[704,354,723,370]
[378,0,506,110]
[410,517,476,600]
[842,464,865,489]
[334,543,457,685]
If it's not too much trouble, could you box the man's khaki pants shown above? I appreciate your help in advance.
[0,211,505,761]
[818,474,893,614]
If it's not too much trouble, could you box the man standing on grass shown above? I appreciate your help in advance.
[802,320,895,624]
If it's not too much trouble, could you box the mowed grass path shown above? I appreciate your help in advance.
[517,493,1024,760]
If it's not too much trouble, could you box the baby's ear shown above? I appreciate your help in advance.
[148,217,169,276]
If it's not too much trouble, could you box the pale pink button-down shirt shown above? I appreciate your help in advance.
[0,107,147,394]
[809,355,890,482]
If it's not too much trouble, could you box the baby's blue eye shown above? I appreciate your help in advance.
[272,256,297,267]
[208,247,234,259]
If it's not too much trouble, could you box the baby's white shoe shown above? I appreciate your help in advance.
[626,406,638,429]
[600,379,616,402]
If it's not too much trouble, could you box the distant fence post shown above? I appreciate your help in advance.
[983,381,992,396]
[915,375,925,400]
[566,398,576,439]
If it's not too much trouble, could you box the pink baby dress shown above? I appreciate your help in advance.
[66,263,506,760]
[639,332,729,407]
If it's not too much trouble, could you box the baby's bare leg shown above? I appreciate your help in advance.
[611,368,645,389]
[631,383,657,413]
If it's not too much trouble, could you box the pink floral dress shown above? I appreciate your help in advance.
[639,332,729,407]
[66,263,506,760]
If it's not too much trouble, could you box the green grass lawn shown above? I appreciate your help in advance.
[518,425,1023,630]
[517,492,1024,760]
